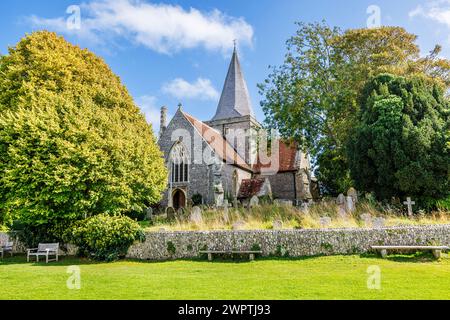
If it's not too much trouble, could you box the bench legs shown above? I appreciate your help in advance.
[380,249,387,258]
[207,253,212,261]
[249,253,255,261]
[432,250,442,259]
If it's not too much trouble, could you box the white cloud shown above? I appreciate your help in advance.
[28,0,254,54]
[409,0,450,28]
[162,78,219,101]
[136,95,165,132]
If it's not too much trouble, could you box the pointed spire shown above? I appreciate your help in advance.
[211,47,255,121]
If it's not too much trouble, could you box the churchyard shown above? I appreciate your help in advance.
[140,190,450,232]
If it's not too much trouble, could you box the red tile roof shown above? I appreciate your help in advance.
[237,178,266,198]
[182,111,252,171]
[253,140,298,173]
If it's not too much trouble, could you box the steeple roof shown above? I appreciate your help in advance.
[211,47,255,121]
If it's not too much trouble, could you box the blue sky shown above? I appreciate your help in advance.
[1,0,450,132]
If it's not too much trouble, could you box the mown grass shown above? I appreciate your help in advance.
[141,202,450,231]
[0,253,448,300]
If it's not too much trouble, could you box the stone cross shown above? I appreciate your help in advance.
[403,197,415,216]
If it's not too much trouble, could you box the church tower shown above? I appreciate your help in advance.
[205,46,260,165]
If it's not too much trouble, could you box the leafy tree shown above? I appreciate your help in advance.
[347,73,449,204]
[0,31,167,243]
[259,22,450,195]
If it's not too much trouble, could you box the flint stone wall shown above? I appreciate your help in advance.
[126,225,450,260]
[1,225,448,260]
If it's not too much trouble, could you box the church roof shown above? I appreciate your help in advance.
[181,111,252,171]
[237,178,266,199]
[253,140,300,173]
[211,47,255,121]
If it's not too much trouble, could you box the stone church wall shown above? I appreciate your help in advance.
[259,171,296,201]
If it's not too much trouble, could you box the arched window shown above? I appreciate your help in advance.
[170,142,189,183]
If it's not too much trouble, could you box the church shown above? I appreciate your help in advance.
[158,47,316,209]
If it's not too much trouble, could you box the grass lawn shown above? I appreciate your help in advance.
[0,254,449,300]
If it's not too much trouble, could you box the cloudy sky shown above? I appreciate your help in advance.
[1,0,449,132]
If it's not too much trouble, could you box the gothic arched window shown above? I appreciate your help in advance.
[170,142,189,183]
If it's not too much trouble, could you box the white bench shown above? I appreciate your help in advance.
[371,245,449,259]
[27,243,59,263]
[0,242,13,259]
[199,250,262,261]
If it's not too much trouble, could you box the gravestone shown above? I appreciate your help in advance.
[301,201,310,213]
[319,217,332,227]
[360,213,372,227]
[403,197,415,217]
[233,198,238,209]
[373,217,385,228]
[249,196,259,208]
[345,196,355,213]
[338,206,347,219]
[166,207,176,220]
[273,220,283,230]
[145,207,153,221]
[190,206,203,224]
[222,199,230,223]
[347,187,358,204]
[336,193,346,206]
[232,221,245,230]
[274,199,293,207]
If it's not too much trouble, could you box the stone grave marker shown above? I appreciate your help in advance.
[403,197,415,217]
[190,206,203,224]
[373,217,385,228]
[166,207,176,220]
[345,196,355,213]
[347,187,358,204]
[232,221,245,230]
[273,220,283,230]
[360,213,372,227]
[320,217,332,227]
[145,207,153,221]
[249,196,259,207]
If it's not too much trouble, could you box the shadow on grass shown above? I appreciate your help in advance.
[360,251,442,263]
[1,251,445,267]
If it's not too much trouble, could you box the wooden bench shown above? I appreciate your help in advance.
[199,250,262,261]
[0,242,13,259]
[27,243,59,263]
[371,245,449,259]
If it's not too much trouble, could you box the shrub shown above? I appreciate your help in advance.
[65,214,145,261]
[0,31,167,243]
[191,194,203,206]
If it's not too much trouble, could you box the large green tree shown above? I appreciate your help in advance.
[259,22,450,195]
[0,31,167,241]
[347,73,449,205]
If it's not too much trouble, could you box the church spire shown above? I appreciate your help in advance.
[211,46,255,121]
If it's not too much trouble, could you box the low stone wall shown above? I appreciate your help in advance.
[127,225,450,260]
[2,225,449,260]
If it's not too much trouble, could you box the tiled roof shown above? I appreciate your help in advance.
[182,111,252,171]
[237,178,266,198]
[212,48,255,121]
[253,140,299,173]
